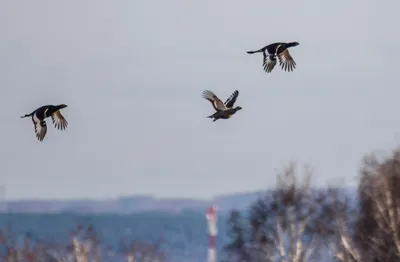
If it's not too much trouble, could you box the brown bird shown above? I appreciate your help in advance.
[202,90,242,122]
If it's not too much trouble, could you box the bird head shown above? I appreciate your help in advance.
[291,42,300,46]
[58,104,68,109]
[235,106,243,111]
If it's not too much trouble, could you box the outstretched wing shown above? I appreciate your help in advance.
[263,53,277,73]
[278,49,296,72]
[224,90,239,108]
[32,114,47,141]
[202,90,227,111]
[51,111,68,130]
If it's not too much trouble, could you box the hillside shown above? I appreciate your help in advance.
[0,187,356,214]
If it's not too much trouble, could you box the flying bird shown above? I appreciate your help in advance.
[247,42,299,73]
[21,104,68,141]
[202,90,242,122]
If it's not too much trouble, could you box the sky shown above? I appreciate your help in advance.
[1,0,400,200]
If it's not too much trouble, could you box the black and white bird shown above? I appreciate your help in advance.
[202,90,242,122]
[21,104,68,141]
[247,42,299,73]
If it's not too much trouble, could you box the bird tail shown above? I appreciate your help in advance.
[246,48,263,54]
[207,112,218,119]
[207,114,219,122]
[20,113,33,118]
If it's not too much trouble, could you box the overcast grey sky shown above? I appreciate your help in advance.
[1,0,400,200]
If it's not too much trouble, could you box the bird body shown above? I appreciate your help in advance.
[247,42,299,73]
[207,107,241,120]
[21,104,68,141]
[202,90,242,122]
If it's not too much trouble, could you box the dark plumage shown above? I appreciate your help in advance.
[247,42,299,73]
[202,90,242,122]
[21,104,68,141]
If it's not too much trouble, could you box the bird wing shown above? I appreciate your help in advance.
[51,110,68,130]
[278,49,296,72]
[32,114,47,141]
[202,90,227,111]
[224,90,239,108]
[263,53,277,73]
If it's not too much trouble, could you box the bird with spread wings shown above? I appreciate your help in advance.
[202,90,242,122]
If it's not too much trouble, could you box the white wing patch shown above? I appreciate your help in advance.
[263,54,277,73]
[274,44,282,55]
[32,113,47,141]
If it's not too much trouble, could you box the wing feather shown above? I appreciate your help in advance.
[263,53,277,73]
[278,49,296,72]
[202,90,226,111]
[224,90,239,108]
[51,111,68,130]
[32,114,47,141]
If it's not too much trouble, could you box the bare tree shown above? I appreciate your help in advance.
[0,223,167,262]
[224,162,327,262]
[0,226,61,262]
[120,237,166,262]
[352,149,400,261]
[312,148,400,262]
[224,209,249,262]
[316,187,362,262]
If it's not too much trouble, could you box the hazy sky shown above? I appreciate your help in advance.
[1,0,400,200]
